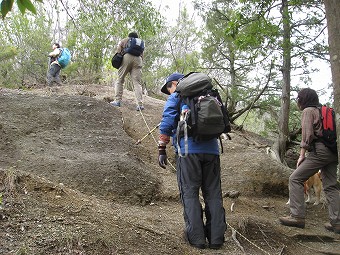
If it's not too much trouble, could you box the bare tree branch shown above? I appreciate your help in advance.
[59,0,78,29]
[231,60,274,122]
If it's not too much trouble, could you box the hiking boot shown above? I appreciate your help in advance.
[209,243,223,250]
[182,231,205,249]
[110,101,121,107]
[279,215,305,229]
[206,229,224,250]
[136,105,144,111]
[324,222,340,234]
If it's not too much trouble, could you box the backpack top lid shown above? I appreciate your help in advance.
[321,105,335,131]
[175,72,213,97]
[318,105,337,153]
[125,37,144,56]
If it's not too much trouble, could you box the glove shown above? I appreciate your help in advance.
[158,145,167,169]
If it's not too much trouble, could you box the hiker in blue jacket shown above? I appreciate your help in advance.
[158,72,226,250]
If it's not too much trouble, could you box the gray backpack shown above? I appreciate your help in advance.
[175,72,231,157]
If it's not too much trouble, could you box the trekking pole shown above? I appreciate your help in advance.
[135,123,160,145]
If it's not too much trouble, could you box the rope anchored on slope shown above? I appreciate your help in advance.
[135,123,160,145]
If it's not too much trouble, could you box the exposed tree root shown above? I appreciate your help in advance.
[231,228,246,254]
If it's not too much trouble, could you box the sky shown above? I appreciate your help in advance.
[152,0,186,17]
[151,0,204,25]
[307,62,332,102]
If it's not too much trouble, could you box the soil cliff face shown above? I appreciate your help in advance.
[0,89,160,205]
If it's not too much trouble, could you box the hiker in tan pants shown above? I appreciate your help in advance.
[115,53,143,108]
[110,32,144,111]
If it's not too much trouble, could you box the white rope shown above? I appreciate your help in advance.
[167,160,177,172]
[134,93,177,172]
[137,108,158,145]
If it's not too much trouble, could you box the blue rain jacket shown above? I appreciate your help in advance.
[159,92,219,155]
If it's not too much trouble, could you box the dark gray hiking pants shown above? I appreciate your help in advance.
[176,153,226,245]
[289,142,339,226]
[47,64,61,86]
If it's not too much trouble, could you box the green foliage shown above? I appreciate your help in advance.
[198,0,279,125]
[1,0,42,18]
[197,0,328,141]
[0,6,51,87]
[0,45,17,61]
[137,6,203,93]
[1,0,165,87]
[17,0,37,14]
[0,46,17,87]
[0,0,14,18]
[64,0,162,82]
[234,96,302,140]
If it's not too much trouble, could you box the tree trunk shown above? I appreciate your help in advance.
[324,0,340,159]
[228,42,237,115]
[272,0,291,165]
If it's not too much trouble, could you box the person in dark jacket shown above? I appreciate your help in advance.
[279,88,339,234]
[158,72,226,249]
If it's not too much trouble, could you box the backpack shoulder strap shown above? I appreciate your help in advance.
[57,48,63,56]
[175,96,189,158]
[174,96,182,123]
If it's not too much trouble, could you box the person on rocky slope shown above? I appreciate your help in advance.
[279,88,339,234]
[47,43,62,86]
[157,72,226,249]
[110,32,145,111]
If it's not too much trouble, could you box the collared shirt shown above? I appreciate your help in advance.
[117,38,129,54]
[49,48,61,58]
[300,107,322,149]
[49,48,61,66]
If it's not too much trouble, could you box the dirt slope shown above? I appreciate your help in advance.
[0,85,339,255]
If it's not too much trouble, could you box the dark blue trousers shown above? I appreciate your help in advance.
[176,153,226,245]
